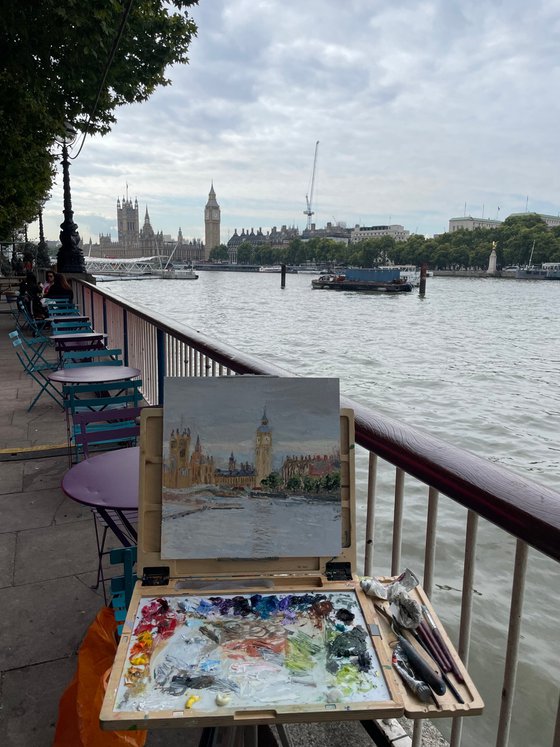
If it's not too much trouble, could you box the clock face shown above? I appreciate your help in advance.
[212,209,219,220]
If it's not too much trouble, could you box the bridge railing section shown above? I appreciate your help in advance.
[73,278,560,747]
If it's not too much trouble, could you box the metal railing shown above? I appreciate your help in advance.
[74,278,560,747]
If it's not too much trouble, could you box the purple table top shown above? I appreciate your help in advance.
[62,446,139,509]
[47,365,141,383]
[50,331,106,342]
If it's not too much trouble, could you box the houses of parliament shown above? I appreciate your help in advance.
[85,184,221,262]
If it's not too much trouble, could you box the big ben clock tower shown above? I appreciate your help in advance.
[255,408,273,485]
[204,183,221,259]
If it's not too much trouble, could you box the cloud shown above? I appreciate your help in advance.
[31,0,560,243]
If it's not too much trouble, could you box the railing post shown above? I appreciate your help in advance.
[364,453,378,576]
[450,510,479,747]
[157,328,165,405]
[102,297,107,335]
[423,486,439,597]
[391,467,405,576]
[495,539,529,747]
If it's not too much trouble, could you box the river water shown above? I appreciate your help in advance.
[103,273,560,746]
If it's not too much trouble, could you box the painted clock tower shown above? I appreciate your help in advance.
[204,183,221,259]
[255,408,273,485]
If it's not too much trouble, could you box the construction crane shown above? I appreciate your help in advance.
[304,140,319,230]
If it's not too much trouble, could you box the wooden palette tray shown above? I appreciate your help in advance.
[370,581,484,719]
[100,579,404,729]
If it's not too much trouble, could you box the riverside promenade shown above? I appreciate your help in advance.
[0,302,389,747]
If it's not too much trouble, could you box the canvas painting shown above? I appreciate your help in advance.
[113,591,391,713]
[161,377,342,559]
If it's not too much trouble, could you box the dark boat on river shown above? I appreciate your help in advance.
[311,267,413,293]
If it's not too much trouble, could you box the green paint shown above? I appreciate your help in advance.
[334,664,372,696]
[285,632,322,673]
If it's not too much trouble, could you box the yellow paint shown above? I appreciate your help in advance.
[185,695,200,710]
[129,654,149,666]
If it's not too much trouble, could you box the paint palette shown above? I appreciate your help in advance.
[110,590,394,719]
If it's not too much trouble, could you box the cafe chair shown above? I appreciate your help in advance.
[11,335,62,410]
[72,408,142,600]
[45,306,82,318]
[8,329,54,367]
[51,319,93,335]
[16,297,50,337]
[71,405,142,463]
[63,378,143,462]
[60,348,123,368]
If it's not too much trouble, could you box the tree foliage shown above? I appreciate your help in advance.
[231,214,560,270]
[0,0,198,239]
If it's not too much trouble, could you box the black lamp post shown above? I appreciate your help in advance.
[56,123,86,273]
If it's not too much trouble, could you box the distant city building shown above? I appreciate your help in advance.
[204,183,221,258]
[86,192,205,261]
[507,213,560,229]
[350,224,410,243]
[226,224,300,261]
[302,222,351,243]
[448,216,503,232]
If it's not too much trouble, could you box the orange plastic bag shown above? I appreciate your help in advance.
[54,606,146,747]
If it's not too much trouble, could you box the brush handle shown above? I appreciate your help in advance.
[397,634,447,696]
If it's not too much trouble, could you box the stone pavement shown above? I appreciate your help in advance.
[0,301,393,747]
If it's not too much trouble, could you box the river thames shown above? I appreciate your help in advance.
[102,272,559,746]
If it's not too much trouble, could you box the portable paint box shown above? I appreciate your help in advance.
[100,378,483,731]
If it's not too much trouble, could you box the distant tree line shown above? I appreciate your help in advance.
[210,214,560,269]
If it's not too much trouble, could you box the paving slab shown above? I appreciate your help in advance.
[54,495,94,524]
[0,462,25,494]
[22,456,68,491]
[0,575,102,670]
[0,531,16,588]
[0,655,77,747]
[0,487,65,532]
[14,519,100,585]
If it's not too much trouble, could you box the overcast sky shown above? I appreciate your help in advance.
[34,0,560,245]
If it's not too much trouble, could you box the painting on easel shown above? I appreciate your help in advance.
[113,590,392,714]
[161,377,342,559]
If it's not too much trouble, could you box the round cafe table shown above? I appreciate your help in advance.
[48,365,141,384]
[61,446,140,546]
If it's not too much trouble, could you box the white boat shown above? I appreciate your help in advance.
[259,266,282,273]
[379,265,421,286]
[515,241,547,279]
[543,262,560,280]
[258,266,298,273]
[159,264,199,280]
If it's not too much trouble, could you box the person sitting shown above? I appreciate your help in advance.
[42,269,55,295]
[45,272,74,302]
[19,271,47,319]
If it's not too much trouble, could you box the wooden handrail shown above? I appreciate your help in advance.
[76,278,560,563]
[349,399,560,563]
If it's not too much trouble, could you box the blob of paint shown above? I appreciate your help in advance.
[327,688,343,703]
[185,694,200,709]
[215,692,232,706]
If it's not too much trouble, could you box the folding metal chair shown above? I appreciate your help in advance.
[72,408,141,599]
[15,297,50,336]
[11,336,63,410]
[63,378,143,463]
[8,330,54,367]
[72,405,142,462]
[60,348,123,368]
[51,319,93,335]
